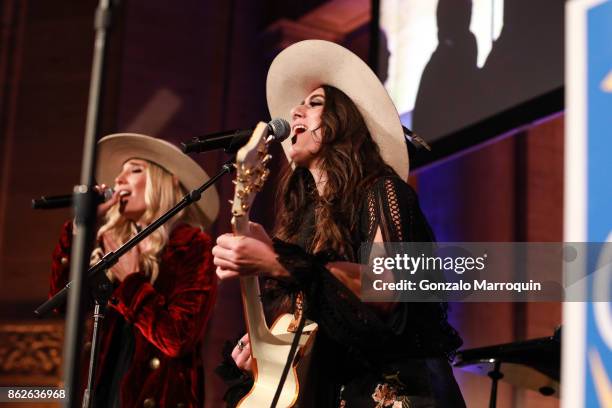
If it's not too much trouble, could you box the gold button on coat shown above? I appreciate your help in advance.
[60,257,69,265]
[143,397,156,408]
[149,357,160,370]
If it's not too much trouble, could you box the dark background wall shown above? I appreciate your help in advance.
[0,1,561,407]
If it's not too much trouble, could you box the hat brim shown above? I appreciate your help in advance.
[96,133,219,227]
[266,40,409,180]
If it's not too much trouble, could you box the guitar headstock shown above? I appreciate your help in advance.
[231,122,272,232]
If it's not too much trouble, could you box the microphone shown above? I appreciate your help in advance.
[32,187,114,210]
[181,118,291,154]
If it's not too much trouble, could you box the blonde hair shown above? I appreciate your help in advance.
[93,160,205,284]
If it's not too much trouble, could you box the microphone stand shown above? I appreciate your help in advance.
[59,0,118,406]
[36,161,234,408]
[81,281,113,408]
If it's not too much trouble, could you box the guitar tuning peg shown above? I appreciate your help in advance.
[232,180,237,185]
[228,199,234,205]
[232,163,238,169]
[241,203,249,211]
[262,154,272,164]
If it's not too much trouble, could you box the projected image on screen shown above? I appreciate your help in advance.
[379,0,564,144]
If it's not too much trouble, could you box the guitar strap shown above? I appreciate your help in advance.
[270,305,307,408]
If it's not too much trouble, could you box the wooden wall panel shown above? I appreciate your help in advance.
[0,0,97,310]
[415,115,563,407]
[416,131,519,407]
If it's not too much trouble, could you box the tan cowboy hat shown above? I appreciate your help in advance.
[96,133,219,227]
[266,39,409,180]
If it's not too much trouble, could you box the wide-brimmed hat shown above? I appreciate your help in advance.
[266,40,409,179]
[96,133,219,227]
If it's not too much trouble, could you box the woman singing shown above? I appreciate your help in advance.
[50,133,219,407]
[213,40,464,407]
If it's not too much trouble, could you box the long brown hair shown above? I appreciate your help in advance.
[275,85,398,259]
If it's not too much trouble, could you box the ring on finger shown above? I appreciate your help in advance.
[237,339,246,351]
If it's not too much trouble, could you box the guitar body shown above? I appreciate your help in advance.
[237,307,317,408]
[232,123,317,408]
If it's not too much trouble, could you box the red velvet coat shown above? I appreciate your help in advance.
[50,221,217,408]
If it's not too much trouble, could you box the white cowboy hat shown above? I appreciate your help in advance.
[96,133,219,227]
[266,39,409,179]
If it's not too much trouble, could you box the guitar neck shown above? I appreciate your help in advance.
[232,215,278,355]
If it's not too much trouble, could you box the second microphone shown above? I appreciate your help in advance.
[181,118,290,154]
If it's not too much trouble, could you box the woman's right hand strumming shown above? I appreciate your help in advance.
[231,333,253,373]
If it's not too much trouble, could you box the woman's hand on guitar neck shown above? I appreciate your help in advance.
[247,221,273,247]
[212,222,289,280]
[231,333,253,373]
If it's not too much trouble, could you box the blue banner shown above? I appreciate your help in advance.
[565,0,612,406]
[584,1,612,406]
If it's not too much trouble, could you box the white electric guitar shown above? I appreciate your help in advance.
[232,122,317,408]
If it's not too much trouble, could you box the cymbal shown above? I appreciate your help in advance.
[454,334,560,397]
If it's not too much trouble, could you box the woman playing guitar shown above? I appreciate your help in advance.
[213,40,464,408]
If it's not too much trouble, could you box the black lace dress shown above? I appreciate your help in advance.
[218,175,465,408]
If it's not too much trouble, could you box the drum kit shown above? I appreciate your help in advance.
[453,327,561,408]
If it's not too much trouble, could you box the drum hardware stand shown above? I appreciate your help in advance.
[487,359,503,408]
